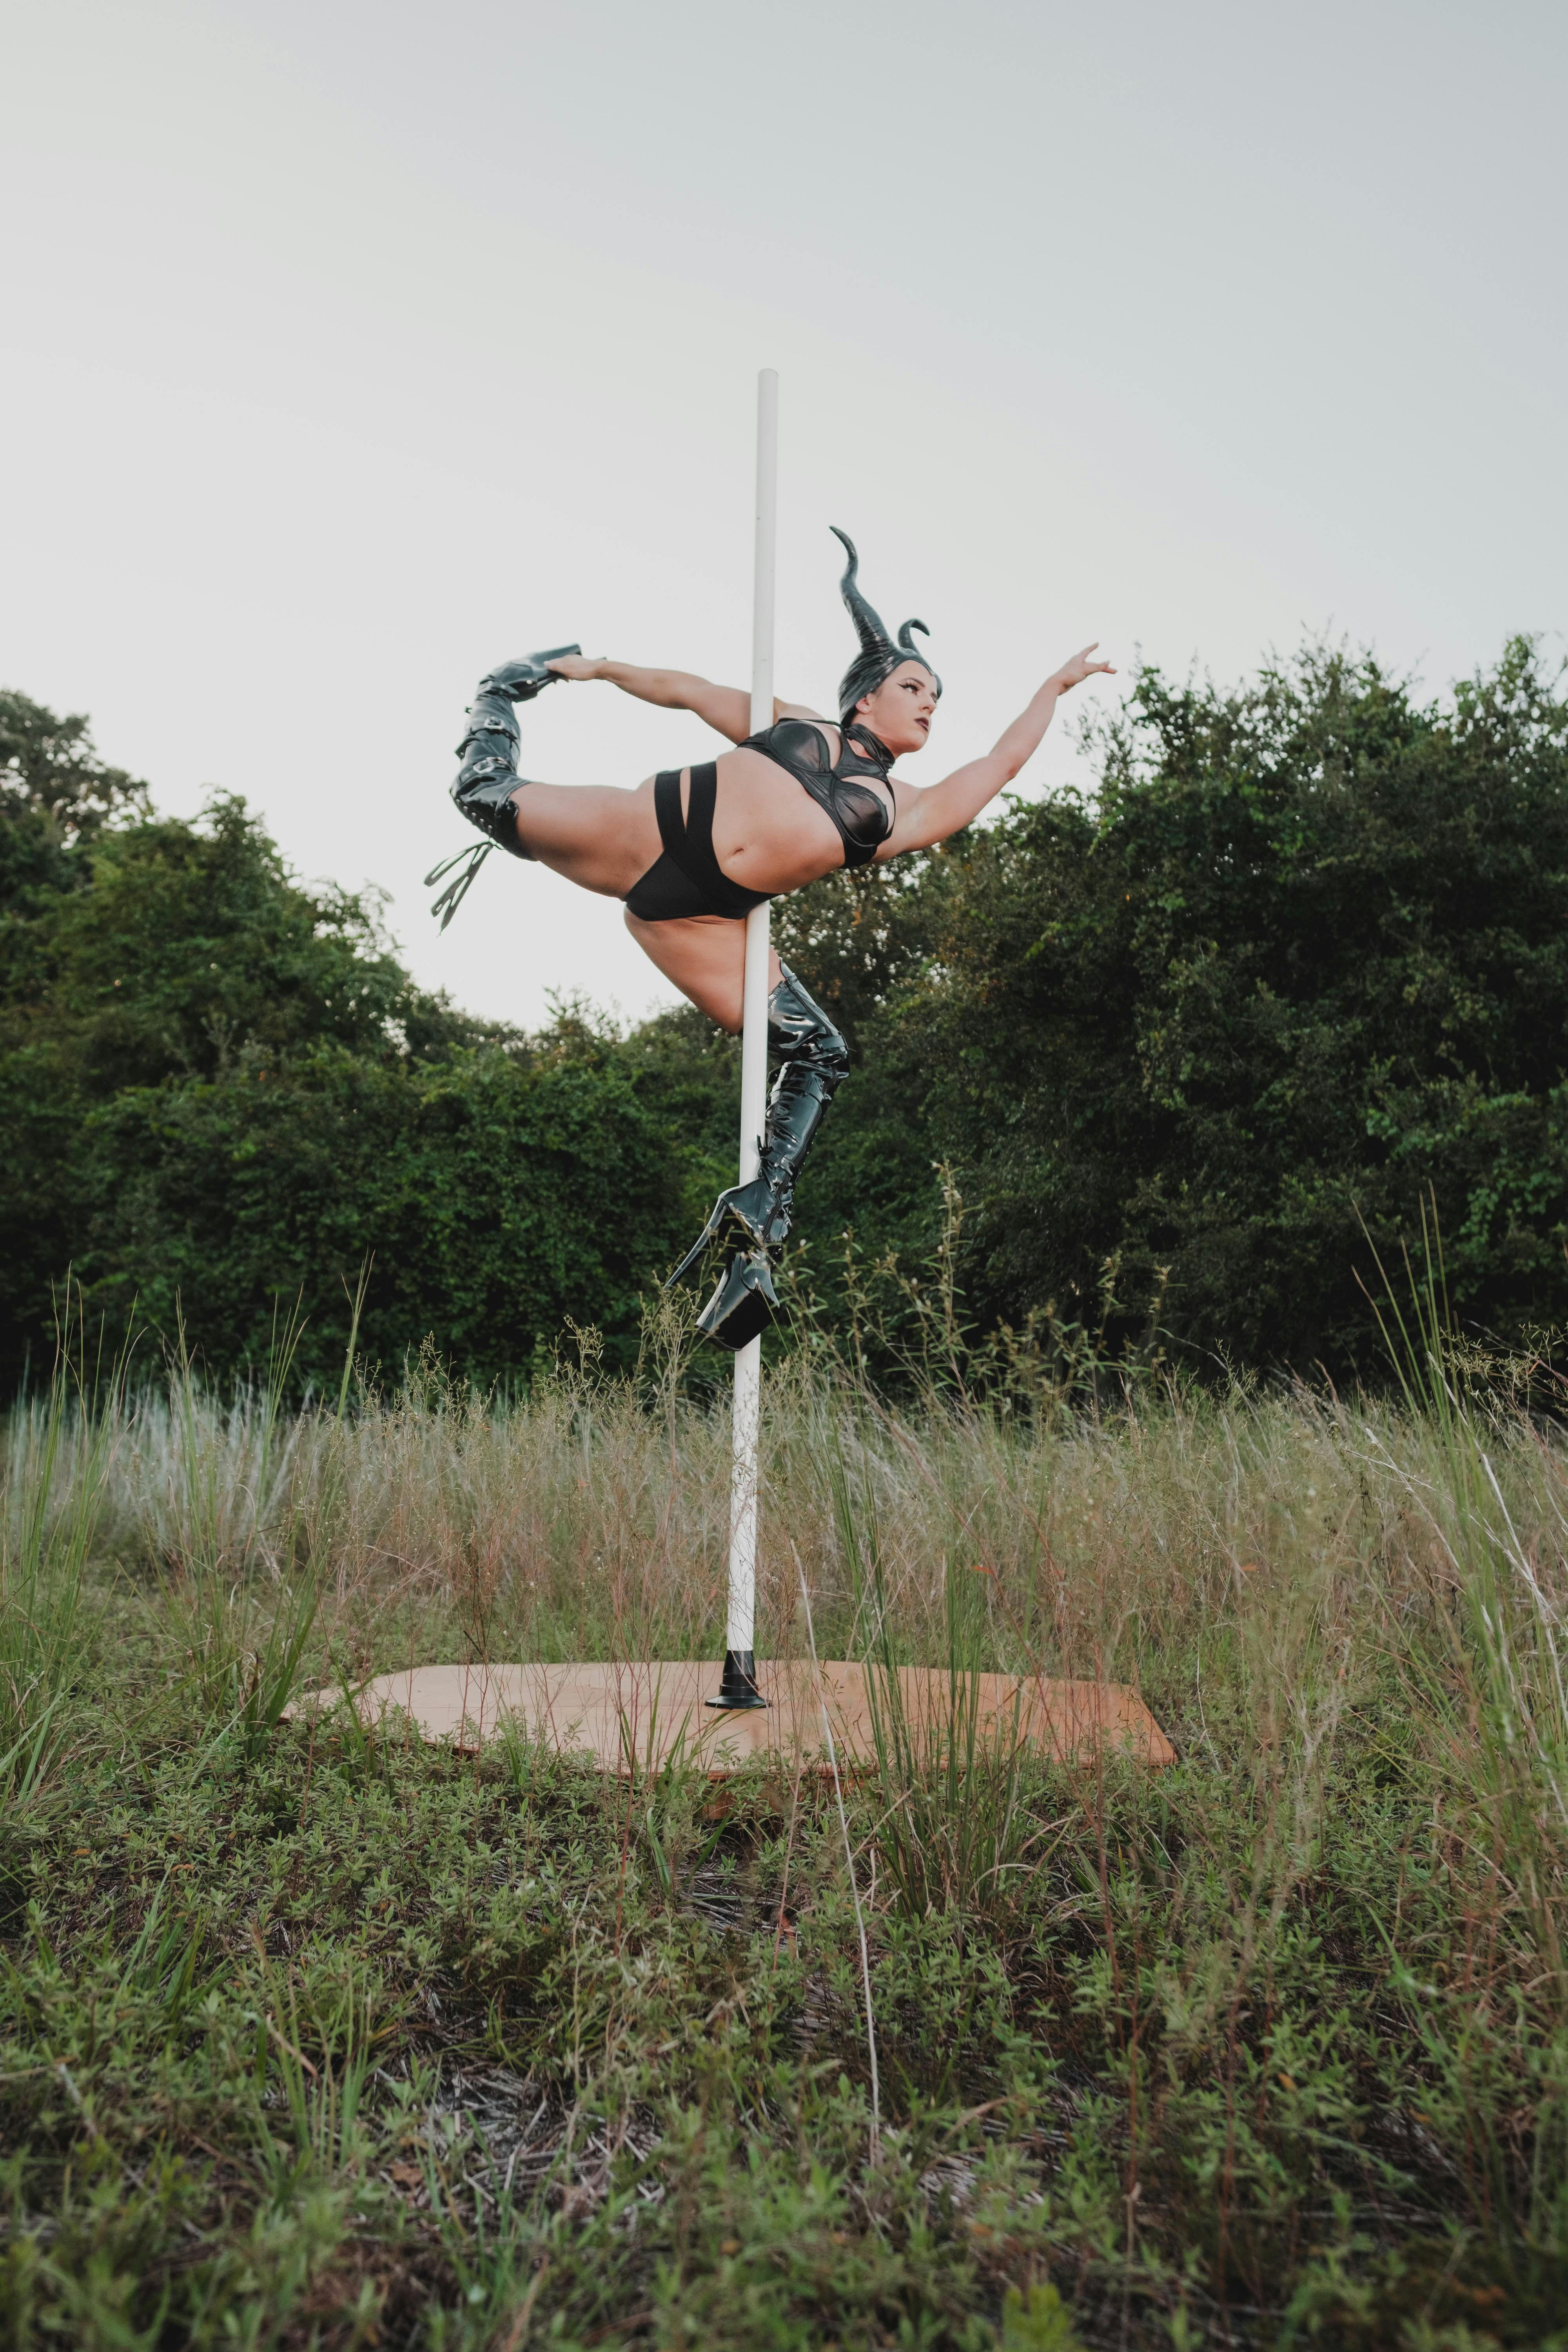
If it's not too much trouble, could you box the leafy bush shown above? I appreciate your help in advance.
[0,756,731,1390]
[871,635,1568,1374]
[6,635,1568,1391]
[77,1029,707,1391]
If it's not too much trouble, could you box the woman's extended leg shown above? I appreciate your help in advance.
[445,652,661,900]
[511,782,659,898]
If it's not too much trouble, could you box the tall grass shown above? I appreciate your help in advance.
[822,1383,1037,1925]
[1360,1209,1568,2250]
[5,1313,1568,2341]
[13,1323,1568,1736]
[0,1294,131,1798]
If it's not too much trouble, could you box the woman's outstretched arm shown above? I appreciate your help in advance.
[878,645,1115,857]
[547,655,790,744]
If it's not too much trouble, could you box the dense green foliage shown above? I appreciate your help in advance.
[900,638,1568,1371]
[0,687,148,855]
[4,638,1567,1389]
[788,637,1568,1377]
[0,698,735,1389]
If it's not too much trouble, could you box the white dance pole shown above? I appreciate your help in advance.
[713,367,777,1708]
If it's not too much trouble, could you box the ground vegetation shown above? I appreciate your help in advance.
[1,1291,1565,2347]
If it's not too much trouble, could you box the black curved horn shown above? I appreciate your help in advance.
[830,525,894,657]
[897,618,931,652]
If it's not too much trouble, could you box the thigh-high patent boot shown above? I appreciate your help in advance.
[671,963,850,1350]
[425,646,579,929]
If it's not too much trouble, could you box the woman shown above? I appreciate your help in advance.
[427,528,1113,1346]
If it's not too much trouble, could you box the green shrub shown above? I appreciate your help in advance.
[883,634,1568,1374]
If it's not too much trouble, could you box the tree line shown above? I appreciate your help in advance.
[4,634,1566,1394]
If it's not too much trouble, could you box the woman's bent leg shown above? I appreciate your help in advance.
[633,911,849,1343]
[623,908,782,1031]
[664,956,847,1260]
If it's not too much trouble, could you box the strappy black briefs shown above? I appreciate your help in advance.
[622,722,896,925]
[623,762,769,924]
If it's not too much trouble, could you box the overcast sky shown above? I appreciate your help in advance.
[4,0,1563,1030]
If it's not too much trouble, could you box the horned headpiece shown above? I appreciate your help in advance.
[831,526,941,724]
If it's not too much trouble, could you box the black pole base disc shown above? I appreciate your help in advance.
[706,1648,768,1710]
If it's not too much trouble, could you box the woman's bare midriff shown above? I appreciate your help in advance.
[696,741,851,896]
[510,735,857,902]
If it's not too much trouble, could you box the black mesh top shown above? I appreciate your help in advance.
[740,719,896,869]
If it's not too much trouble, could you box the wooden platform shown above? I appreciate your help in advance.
[296,1659,1174,1773]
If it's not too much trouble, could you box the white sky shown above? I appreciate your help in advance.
[4,0,1563,1030]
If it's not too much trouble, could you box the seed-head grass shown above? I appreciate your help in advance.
[5,1272,1568,2343]
[0,1288,136,1801]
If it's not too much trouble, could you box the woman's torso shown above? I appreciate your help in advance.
[632,718,895,902]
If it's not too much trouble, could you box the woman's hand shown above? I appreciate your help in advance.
[880,640,1116,857]
[546,654,606,682]
[1049,644,1117,695]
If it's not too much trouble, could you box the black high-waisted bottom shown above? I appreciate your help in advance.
[623,762,771,924]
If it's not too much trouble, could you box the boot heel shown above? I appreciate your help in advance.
[665,1198,729,1289]
[666,1171,778,1289]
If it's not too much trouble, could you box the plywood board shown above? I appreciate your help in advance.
[295,1659,1174,1772]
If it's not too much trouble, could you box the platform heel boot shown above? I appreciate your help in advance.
[670,964,850,1350]
[426,645,579,929]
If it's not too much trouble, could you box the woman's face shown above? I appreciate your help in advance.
[855,661,938,756]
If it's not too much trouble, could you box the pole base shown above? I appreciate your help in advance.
[706,1649,768,1710]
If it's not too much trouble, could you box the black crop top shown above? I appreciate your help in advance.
[741,718,895,869]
